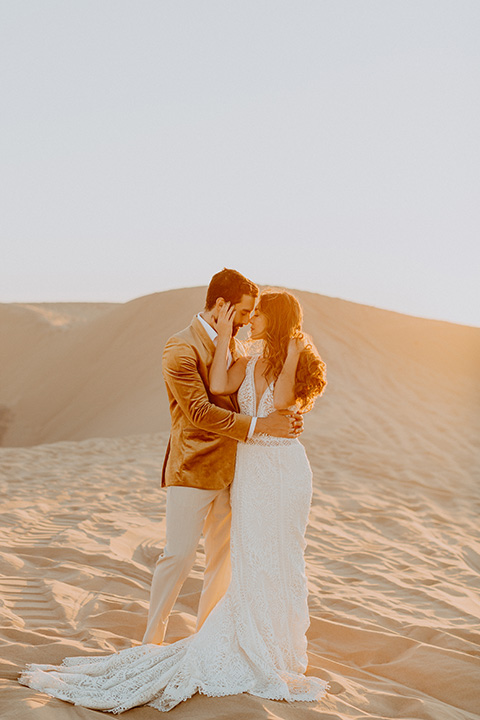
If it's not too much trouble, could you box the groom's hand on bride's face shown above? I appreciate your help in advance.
[255,410,304,438]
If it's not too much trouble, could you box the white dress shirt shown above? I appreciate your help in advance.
[197,314,256,438]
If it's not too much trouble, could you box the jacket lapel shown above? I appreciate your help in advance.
[191,316,216,357]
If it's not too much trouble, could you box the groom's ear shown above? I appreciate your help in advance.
[210,297,224,320]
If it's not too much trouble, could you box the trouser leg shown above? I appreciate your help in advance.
[196,486,232,632]
[142,486,218,645]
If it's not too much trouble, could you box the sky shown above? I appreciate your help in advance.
[1,1,479,326]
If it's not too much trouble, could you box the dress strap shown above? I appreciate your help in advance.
[247,355,260,394]
[239,355,260,417]
[245,354,260,381]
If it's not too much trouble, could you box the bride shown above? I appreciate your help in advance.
[19,288,328,713]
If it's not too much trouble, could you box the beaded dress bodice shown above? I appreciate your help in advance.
[238,355,297,447]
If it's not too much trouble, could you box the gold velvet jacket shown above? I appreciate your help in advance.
[161,316,251,490]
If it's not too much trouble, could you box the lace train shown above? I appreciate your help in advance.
[19,642,192,713]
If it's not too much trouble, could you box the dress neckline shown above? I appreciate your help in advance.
[250,355,274,416]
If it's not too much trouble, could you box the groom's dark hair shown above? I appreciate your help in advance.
[205,268,258,310]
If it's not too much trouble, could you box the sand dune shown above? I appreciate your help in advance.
[0,288,479,719]
[0,289,205,446]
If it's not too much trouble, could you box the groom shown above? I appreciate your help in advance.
[142,268,303,644]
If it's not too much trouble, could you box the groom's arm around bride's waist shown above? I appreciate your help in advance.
[162,338,300,440]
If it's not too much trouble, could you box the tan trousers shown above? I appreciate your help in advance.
[142,485,231,645]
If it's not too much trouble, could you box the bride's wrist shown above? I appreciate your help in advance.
[216,332,231,344]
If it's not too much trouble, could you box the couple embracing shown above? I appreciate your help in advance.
[20,268,329,712]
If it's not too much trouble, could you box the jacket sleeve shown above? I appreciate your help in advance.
[162,338,251,442]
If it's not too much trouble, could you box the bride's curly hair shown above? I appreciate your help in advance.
[256,289,327,412]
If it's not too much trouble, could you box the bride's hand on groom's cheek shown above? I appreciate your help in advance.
[215,303,235,338]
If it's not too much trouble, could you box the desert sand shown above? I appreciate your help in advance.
[0,287,479,719]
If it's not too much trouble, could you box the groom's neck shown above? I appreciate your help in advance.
[199,310,217,331]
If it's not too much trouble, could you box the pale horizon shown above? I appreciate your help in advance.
[1,1,479,327]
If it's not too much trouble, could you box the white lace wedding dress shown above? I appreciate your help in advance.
[19,356,328,712]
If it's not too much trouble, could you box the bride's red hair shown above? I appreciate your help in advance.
[256,289,327,412]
